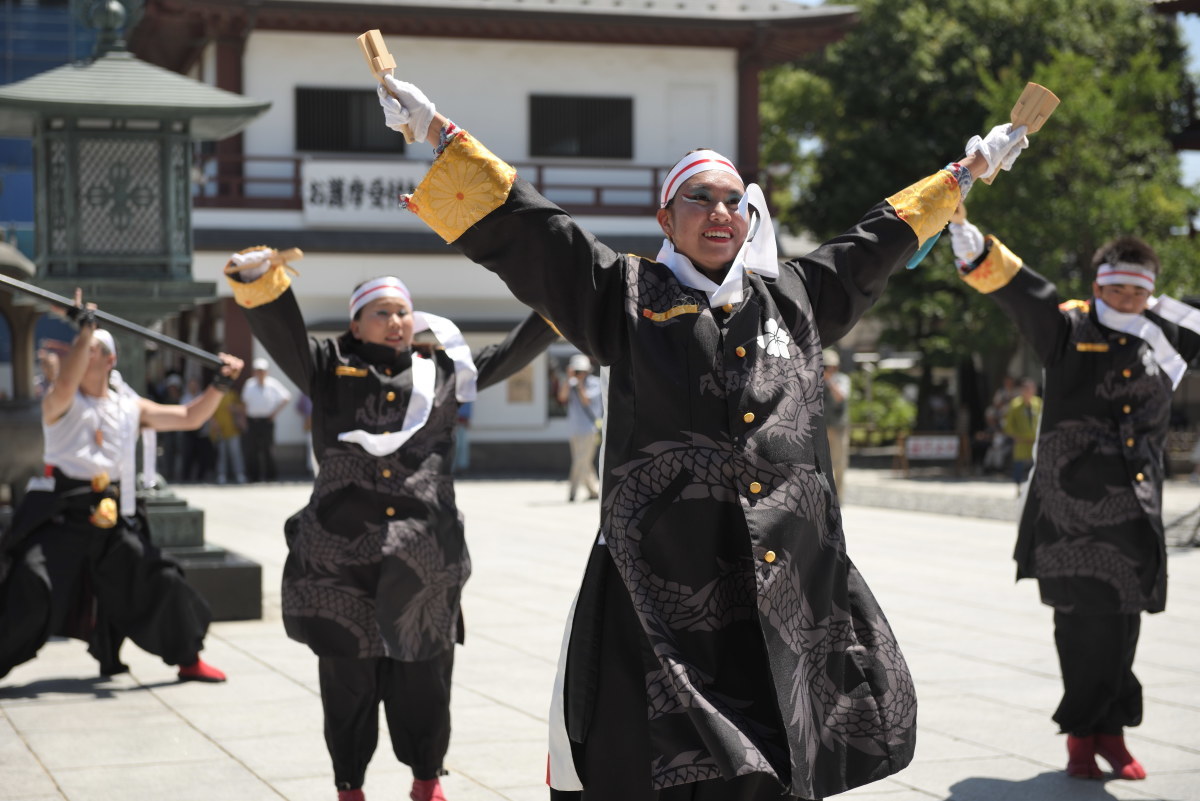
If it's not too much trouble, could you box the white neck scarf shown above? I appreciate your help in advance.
[655,183,779,308]
[336,312,478,457]
[1094,296,1195,389]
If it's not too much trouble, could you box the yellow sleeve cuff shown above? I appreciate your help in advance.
[226,265,291,308]
[407,132,517,243]
[885,170,962,247]
[959,235,1023,294]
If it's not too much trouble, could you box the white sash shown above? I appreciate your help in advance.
[338,356,436,457]
[655,183,779,308]
[1095,297,1192,389]
[336,312,478,457]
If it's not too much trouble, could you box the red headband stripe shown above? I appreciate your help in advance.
[660,152,739,207]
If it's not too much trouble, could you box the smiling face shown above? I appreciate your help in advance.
[1093,282,1152,315]
[656,170,748,280]
[350,296,414,352]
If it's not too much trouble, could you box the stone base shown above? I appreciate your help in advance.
[169,545,262,621]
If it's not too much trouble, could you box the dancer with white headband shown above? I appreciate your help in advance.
[224,249,558,801]
[374,76,1026,801]
[1,291,242,686]
[950,209,1200,782]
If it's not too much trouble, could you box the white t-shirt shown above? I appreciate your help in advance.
[43,388,134,482]
[242,375,292,419]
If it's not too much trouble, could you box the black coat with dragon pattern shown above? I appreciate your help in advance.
[242,287,556,660]
[454,177,929,799]
[987,265,1200,614]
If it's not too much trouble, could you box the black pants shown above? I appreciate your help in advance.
[244,417,277,482]
[1,519,212,677]
[318,652,454,791]
[1052,610,1142,736]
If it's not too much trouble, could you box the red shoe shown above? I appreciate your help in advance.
[1065,734,1102,779]
[1095,733,1147,780]
[177,657,227,683]
[410,778,447,801]
[337,791,365,801]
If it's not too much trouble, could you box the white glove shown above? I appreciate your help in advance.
[226,247,274,282]
[948,220,985,264]
[965,123,1029,179]
[377,75,436,145]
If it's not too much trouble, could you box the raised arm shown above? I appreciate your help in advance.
[950,207,1072,367]
[42,317,95,423]
[377,78,637,367]
[223,248,320,392]
[791,126,1022,345]
[139,354,245,431]
[473,311,560,392]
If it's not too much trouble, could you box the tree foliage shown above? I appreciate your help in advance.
[762,0,1198,383]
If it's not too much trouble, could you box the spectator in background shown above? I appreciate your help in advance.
[1002,377,1042,487]
[454,400,473,475]
[209,388,248,485]
[158,373,185,482]
[822,349,851,494]
[241,357,291,482]
[557,354,603,502]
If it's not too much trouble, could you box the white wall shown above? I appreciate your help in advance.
[240,32,738,167]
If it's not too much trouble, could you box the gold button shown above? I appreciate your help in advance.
[386,506,396,516]
[743,412,755,423]
[749,481,762,494]
[722,303,734,313]
[1122,369,1132,378]
[382,469,392,478]
[1119,337,1127,345]
[1135,473,1144,482]
[386,391,396,402]
[383,431,391,436]
[1123,405,1131,414]
[1126,438,1134,447]
[735,346,746,358]
[764,550,776,563]
[385,368,393,376]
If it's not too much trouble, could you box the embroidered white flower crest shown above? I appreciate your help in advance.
[757,318,792,359]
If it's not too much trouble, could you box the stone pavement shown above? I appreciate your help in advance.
[3,471,1200,801]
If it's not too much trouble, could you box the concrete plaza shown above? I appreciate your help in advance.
[3,471,1200,801]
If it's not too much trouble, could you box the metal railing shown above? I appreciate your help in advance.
[191,152,668,216]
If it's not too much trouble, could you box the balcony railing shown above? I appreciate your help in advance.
[191,153,671,216]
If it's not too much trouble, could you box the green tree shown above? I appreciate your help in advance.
[763,0,1197,395]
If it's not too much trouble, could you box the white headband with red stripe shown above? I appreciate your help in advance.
[660,150,740,208]
[350,277,413,318]
[1096,262,1155,292]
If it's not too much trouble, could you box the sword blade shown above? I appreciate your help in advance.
[0,273,225,369]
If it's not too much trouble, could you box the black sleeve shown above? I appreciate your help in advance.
[474,311,560,391]
[785,200,921,345]
[453,178,631,367]
[985,264,1073,368]
[238,288,321,393]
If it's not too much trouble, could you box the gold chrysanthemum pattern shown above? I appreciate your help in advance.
[960,235,1023,294]
[885,170,961,247]
[226,259,292,309]
[411,133,516,243]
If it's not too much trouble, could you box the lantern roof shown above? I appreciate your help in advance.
[0,49,270,140]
